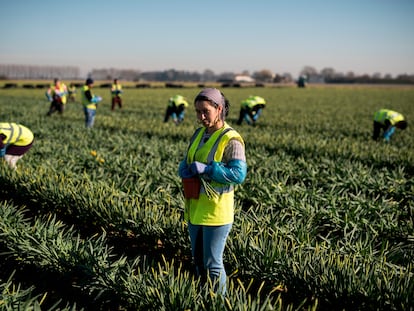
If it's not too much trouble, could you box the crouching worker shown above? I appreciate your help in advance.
[236,95,266,126]
[0,122,34,169]
[373,109,407,142]
[178,88,247,295]
[164,94,189,125]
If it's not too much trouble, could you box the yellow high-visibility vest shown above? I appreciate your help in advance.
[81,85,97,110]
[374,109,404,126]
[241,96,266,109]
[185,123,244,225]
[111,83,122,97]
[168,95,189,108]
[48,83,68,104]
[0,122,34,146]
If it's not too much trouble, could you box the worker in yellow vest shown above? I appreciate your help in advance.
[81,78,102,128]
[111,79,123,111]
[236,95,266,126]
[0,122,34,169]
[373,109,407,142]
[45,78,68,116]
[164,94,189,124]
[178,88,247,295]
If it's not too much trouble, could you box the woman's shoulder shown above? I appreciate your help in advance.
[223,124,242,137]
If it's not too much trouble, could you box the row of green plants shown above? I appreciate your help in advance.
[1,86,413,310]
[2,200,294,310]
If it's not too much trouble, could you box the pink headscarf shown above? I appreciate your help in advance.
[195,88,225,107]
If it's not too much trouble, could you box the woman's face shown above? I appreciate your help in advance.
[195,100,223,132]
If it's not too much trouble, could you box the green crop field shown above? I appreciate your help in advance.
[1,84,413,310]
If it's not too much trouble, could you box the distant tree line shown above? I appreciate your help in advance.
[84,67,414,85]
[1,64,413,84]
[299,66,414,84]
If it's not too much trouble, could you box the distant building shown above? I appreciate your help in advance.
[234,75,255,83]
[305,74,325,84]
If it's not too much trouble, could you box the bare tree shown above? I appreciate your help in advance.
[300,66,318,77]
[320,67,336,79]
[346,71,355,78]
[201,69,215,82]
[253,69,273,82]
[372,72,382,79]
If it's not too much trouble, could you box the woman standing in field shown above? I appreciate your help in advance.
[178,88,247,295]
[0,122,34,169]
[81,78,102,128]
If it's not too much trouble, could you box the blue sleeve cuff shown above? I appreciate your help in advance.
[383,126,396,140]
[208,159,247,184]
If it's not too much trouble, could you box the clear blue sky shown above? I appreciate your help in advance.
[1,0,413,78]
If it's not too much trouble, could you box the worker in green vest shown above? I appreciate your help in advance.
[164,94,189,124]
[178,88,247,295]
[236,95,266,126]
[81,78,102,128]
[111,79,123,111]
[373,109,407,142]
[0,122,34,169]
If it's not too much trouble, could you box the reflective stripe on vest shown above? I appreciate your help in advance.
[0,123,33,146]
[0,123,18,146]
[188,126,235,195]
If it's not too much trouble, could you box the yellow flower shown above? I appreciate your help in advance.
[98,158,105,164]
[274,284,287,292]
[90,150,97,157]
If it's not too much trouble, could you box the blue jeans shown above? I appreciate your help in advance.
[177,110,185,123]
[84,107,96,128]
[188,222,232,295]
